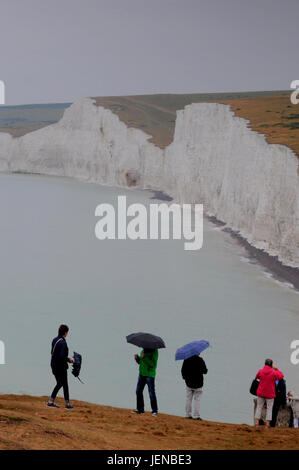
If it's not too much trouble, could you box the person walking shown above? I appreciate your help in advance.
[181,353,208,420]
[254,358,284,428]
[47,324,74,409]
[132,348,159,416]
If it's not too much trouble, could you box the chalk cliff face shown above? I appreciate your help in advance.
[0,97,298,268]
[166,104,299,268]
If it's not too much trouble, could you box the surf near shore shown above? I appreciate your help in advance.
[206,215,299,291]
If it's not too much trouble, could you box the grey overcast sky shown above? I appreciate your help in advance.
[1,0,298,104]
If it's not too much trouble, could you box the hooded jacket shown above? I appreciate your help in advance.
[137,349,158,378]
[256,365,284,399]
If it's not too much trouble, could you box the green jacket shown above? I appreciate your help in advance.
[138,349,158,378]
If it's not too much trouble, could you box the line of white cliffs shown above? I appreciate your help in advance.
[0,97,298,267]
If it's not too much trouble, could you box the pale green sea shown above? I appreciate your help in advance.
[0,173,298,424]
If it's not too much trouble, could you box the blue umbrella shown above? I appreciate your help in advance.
[175,340,210,361]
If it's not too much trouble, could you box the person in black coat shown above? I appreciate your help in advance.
[47,324,74,409]
[181,354,208,420]
[270,378,287,427]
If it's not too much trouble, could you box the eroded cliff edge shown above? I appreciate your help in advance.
[0,97,298,271]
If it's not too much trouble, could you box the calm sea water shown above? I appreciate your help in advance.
[0,173,298,424]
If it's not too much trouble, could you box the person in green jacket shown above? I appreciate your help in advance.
[132,348,158,416]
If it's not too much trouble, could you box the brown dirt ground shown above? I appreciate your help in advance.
[0,394,299,450]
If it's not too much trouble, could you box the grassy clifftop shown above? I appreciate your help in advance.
[93,91,299,157]
[0,394,299,450]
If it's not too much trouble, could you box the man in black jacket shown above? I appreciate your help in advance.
[270,378,287,427]
[181,354,208,420]
[47,324,73,409]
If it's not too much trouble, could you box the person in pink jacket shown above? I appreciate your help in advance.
[254,358,284,428]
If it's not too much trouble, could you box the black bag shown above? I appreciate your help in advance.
[72,351,84,383]
[250,378,259,396]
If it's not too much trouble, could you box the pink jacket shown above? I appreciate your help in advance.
[256,365,284,399]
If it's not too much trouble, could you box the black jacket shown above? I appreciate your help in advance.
[50,335,69,374]
[181,355,208,389]
[274,379,287,406]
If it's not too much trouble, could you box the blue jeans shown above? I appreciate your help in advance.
[136,375,158,413]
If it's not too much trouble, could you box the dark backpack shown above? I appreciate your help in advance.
[250,378,260,396]
[72,351,84,383]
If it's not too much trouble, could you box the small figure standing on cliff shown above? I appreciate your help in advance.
[181,354,208,420]
[254,358,284,428]
[132,348,159,416]
[287,391,299,428]
[270,378,287,427]
[47,324,74,409]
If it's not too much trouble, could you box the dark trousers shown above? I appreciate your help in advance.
[270,400,280,427]
[136,375,158,413]
[270,399,285,427]
[51,369,69,402]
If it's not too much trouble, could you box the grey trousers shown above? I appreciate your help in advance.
[185,386,202,418]
[255,396,274,421]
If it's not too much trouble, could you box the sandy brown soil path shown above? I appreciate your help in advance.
[0,395,298,450]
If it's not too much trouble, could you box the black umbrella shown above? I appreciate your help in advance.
[72,351,84,384]
[126,332,166,349]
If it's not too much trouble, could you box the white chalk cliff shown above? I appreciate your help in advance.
[0,97,298,267]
